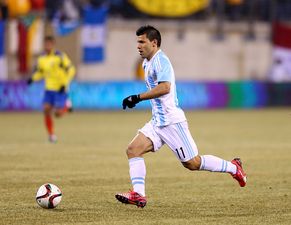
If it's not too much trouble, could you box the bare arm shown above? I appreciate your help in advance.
[139,81,171,100]
[122,82,171,109]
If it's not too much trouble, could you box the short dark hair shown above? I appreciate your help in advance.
[44,35,55,42]
[136,25,161,47]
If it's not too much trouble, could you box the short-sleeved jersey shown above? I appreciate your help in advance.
[31,50,75,91]
[142,49,186,127]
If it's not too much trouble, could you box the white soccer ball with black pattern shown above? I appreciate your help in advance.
[36,183,62,209]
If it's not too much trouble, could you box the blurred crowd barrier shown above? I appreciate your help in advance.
[0,80,290,111]
[2,19,273,81]
[1,0,291,82]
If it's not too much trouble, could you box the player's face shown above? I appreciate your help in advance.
[44,40,54,53]
[137,34,158,60]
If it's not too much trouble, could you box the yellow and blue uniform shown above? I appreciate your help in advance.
[31,49,75,108]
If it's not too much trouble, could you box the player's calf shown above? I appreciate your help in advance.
[54,108,67,118]
[182,156,201,170]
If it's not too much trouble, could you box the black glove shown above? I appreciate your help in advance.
[27,78,33,85]
[122,94,142,110]
[59,86,65,93]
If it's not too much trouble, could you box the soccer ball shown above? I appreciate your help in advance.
[36,183,62,209]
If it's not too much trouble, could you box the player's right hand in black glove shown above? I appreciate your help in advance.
[27,78,33,85]
[122,94,141,110]
[58,86,65,93]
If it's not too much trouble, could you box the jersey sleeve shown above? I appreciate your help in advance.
[60,53,76,86]
[155,57,172,83]
[31,58,44,81]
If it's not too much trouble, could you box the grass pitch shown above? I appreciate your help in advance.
[0,109,290,225]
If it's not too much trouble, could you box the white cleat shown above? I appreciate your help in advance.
[49,134,58,143]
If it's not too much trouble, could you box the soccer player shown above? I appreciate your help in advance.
[27,36,75,143]
[115,25,247,208]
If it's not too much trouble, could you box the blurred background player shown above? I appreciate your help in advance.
[27,35,75,143]
[115,25,247,208]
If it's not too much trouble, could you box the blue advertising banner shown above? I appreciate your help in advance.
[0,81,43,110]
[0,81,291,111]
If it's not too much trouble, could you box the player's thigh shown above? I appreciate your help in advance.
[158,121,198,162]
[54,92,67,109]
[43,91,54,109]
[43,103,53,114]
[127,132,154,157]
[43,91,54,114]
[138,121,164,153]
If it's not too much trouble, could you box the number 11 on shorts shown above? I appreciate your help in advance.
[175,147,185,160]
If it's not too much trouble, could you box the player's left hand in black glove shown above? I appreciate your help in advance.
[26,78,33,85]
[122,94,142,110]
[59,85,65,93]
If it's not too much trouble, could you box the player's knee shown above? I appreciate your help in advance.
[182,162,198,171]
[182,156,201,171]
[126,144,142,158]
[54,108,65,118]
[55,111,62,118]
[43,106,52,115]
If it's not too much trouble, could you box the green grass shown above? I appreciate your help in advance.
[0,109,291,225]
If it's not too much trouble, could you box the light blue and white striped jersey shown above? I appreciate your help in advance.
[142,49,186,127]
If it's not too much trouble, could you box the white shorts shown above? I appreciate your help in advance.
[139,121,198,162]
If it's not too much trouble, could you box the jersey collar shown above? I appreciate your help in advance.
[147,49,161,63]
[45,49,56,55]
